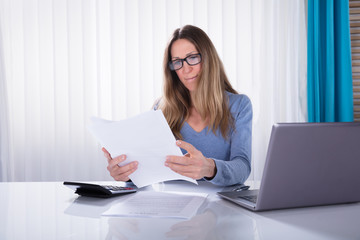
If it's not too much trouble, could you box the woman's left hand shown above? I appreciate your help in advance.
[165,140,216,180]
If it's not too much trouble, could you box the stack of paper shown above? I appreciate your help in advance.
[87,110,197,188]
[102,191,208,219]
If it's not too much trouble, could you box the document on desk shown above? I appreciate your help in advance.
[87,110,197,188]
[102,191,208,219]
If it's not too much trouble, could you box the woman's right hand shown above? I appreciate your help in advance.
[102,147,138,182]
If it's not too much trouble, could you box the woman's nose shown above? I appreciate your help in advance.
[182,61,192,73]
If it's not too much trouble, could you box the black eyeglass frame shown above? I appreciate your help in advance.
[168,53,202,71]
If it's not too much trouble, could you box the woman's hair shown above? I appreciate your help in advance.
[160,25,237,140]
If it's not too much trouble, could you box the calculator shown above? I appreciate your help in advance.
[64,181,137,198]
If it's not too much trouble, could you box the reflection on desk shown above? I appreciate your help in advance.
[1,181,360,240]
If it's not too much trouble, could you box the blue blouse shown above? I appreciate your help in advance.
[180,92,252,186]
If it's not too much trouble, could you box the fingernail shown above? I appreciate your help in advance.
[165,162,169,167]
[176,140,181,146]
[121,155,126,160]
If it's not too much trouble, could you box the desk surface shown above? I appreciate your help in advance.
[1,181,359,240]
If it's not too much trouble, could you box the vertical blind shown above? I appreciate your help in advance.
[350,0,360,121]
[0,0,307,182]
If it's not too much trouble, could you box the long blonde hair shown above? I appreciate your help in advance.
[160,25,237,140]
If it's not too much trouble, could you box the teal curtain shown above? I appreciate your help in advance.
[307,0,353,122]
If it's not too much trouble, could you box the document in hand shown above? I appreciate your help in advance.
[87,110,197,188]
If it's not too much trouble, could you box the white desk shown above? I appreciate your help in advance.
[1,181,359,240]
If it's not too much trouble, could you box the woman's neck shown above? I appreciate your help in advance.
[186,107,209,133]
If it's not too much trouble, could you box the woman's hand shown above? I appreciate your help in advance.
[165,140,216,180]
[102,147,138,182]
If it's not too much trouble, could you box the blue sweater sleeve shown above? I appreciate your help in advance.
[206,94,252,186]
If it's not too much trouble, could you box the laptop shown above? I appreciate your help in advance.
[217,122,360,211]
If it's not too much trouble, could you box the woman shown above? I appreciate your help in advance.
[104,25,252,186]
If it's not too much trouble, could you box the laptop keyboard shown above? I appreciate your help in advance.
[238,195,258,203]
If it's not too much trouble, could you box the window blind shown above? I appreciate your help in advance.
[350,0,360,121]
[0,0,307,182]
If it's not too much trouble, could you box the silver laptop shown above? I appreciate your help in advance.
[218,122,360,211]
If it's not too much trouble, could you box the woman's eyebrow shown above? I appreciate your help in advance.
[171,51,198,60]
[186,51,198,56]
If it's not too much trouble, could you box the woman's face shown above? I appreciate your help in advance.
[170,39,202,92]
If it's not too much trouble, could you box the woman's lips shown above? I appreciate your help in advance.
[185,75,197,81]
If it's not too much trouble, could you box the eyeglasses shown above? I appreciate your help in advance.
[169,53,202,71]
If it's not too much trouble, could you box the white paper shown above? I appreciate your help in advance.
[87,110,197,188]
[102,191,208,219]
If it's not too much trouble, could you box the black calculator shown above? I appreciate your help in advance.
[64,181,137,198]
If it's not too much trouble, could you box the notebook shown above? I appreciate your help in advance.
[217,122,360,211]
